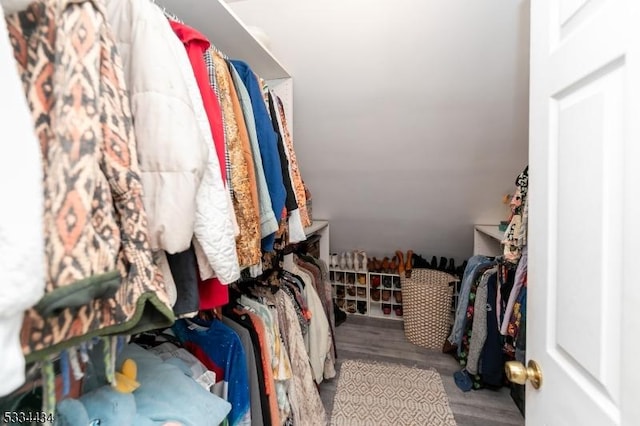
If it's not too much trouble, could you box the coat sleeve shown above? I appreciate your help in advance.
[106,0,207,254]
[192,137,241,284]
[0,9,45,396]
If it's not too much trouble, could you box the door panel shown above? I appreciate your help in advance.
[528,0,638,424]
[552,62,624,401]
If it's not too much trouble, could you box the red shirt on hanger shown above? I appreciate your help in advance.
[170,20,229,309]
[170,20,226,183]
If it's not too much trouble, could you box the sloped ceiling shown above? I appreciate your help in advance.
[230,0,530,261]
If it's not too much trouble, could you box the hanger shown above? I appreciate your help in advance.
[209,44,229,61]
[149,0,182,23]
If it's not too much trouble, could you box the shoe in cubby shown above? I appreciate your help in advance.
[393,305,403,317]
[346,284,356,297]
[370,289,381,302]
[382,304,392,315]
[392,275,401,288]
[382,275,392,288]
[370,274,381,288]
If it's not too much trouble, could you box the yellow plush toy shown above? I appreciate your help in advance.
[114,359,140,393]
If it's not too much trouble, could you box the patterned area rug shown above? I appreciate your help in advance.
[330,360,457,426]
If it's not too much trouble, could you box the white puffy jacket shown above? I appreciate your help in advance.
[0,3,45,396]
[107,0,239,283]
[106,0,207,254]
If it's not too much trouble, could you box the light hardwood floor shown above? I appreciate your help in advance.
[319,315,525,426]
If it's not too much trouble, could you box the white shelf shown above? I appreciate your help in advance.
[368,302,403,321]
[473,224,505,257]
[304,219,329,237]
[330,268,403,321]
[475,224,505,241]
[156,0,290,80]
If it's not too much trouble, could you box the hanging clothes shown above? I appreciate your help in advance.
[224,309,274,426]
[274,95,311,228]
[6,0,174,360]
[466,267,497,375]
[240,295,292,423]
[266,92,306,244]
[174,318,252,426]
[208,48,262,267]
[165,19,240,284]
[105,0,207,255]
[0,3,45,397]
[222,316,264,426]
[274,291,326,426]
[231,60,287,252]
[228,62,279,242]
[502,167,529,264]
[221,55,261,234]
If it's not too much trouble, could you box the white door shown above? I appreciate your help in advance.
[528,0,640,424]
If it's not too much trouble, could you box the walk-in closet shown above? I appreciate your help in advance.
[0,0,638,425]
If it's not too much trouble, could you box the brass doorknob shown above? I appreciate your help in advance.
[505,360,543,389]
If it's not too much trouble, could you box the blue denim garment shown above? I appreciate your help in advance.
[228,62,278,240]
[230,60,286,251]
[448,255,496,350]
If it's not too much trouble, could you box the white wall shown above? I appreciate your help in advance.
[230,0,530,261]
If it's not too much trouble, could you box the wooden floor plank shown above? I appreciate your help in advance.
[319,315,524,425]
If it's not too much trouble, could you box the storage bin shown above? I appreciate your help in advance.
[401,269,456,349]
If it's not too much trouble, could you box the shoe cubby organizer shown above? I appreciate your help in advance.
[330,268,403,320]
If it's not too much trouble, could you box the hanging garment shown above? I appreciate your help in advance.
[448,255,496,353]
[173,319,251,426]
[480,273,504,388]
[105,0,206,254]
[242,310,280,426]
[224,310,273,426]
[275,291,326,426]
[209,49,261,267]
[204,48,232,189]
[222,317,264,426]
[231,60,286,252]
[228,62,279,241]
[291,266,331,384]
[240,296,292,423]
[266,92,306,243]
[274,95,311,228]
[6,0,174,360]
[169,21,226,182]
[295,255,337,360]
[161,18,239,285]
[0,4,45,397]
[107,0,239,305]
[466,268,497,375]
[166,245,200,318]
[502,167,529,264]
[222,54,261,231]
[501,246,528,335]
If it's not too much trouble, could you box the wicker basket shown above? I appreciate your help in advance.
[402,269,456,349]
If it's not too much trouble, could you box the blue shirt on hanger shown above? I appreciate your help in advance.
[230,60,286,251]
